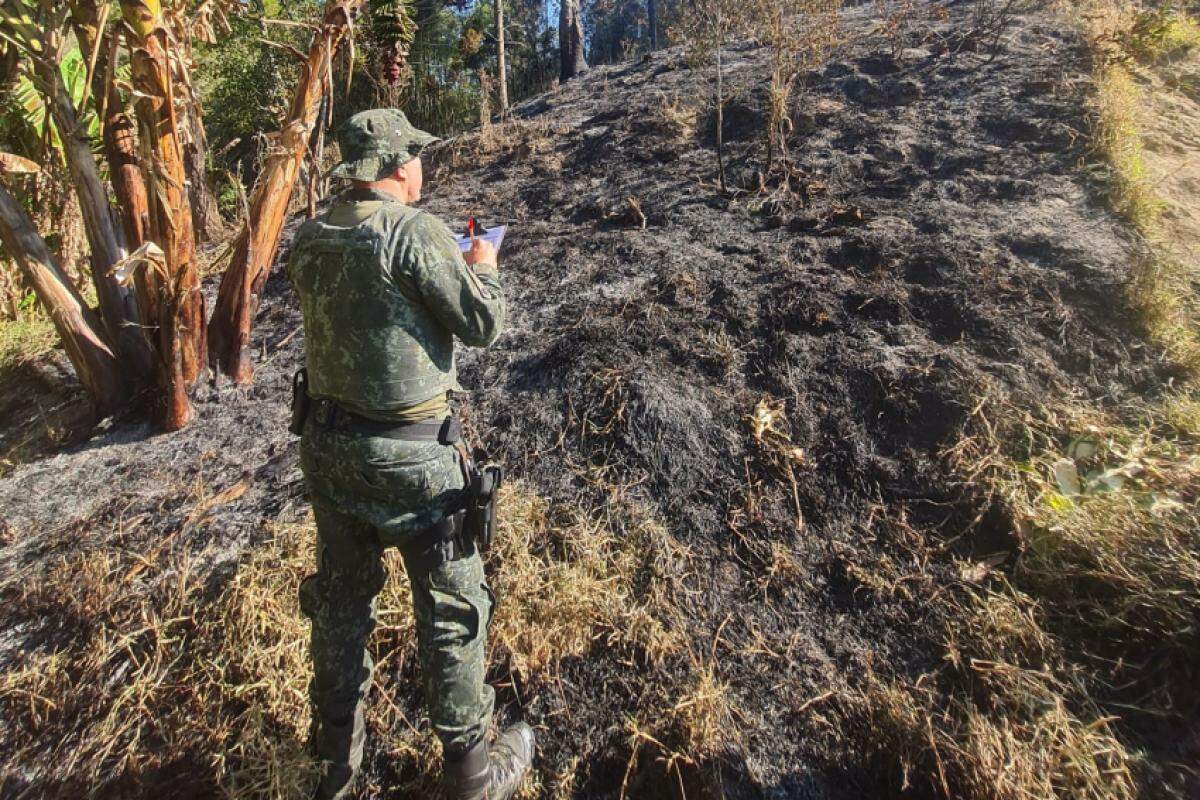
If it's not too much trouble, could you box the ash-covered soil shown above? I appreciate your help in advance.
[0,2,1166,798]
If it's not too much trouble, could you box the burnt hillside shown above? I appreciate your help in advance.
[0,2,1181,799]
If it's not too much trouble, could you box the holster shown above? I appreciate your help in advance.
[463,460,503,554]
[406,438,502,571]
[405,509,471,573]
[290,368,311,436]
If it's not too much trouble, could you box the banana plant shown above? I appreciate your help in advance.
[3,46,101,158]
[0,0,152,381]
[209,0,367,385]
[119,0,206,429]
[371,0,419,88]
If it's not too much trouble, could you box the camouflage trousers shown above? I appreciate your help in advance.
[298,426,496,792]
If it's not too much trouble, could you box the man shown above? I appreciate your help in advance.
[287,108,533,800]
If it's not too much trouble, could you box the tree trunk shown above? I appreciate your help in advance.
[495,0,508,114]
[307,90,331,219]
[166,10,222,244]
[0,181,128,416]
[715,9,727,194]
[121,0,205,430]
[208,0,366,384]
[181,102,221,243]
[648,0,658,49]
[559,0,588,82]
[34,55,152,382]
[69,2,150,247]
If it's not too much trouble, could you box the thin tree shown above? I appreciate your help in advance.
[679,0,745,193]
[750,0,840,184]
[559,0,587,81]
[208,0,366,385]
[495,0,509,113]
[120,0,205,429]
[0,179,128,415]
[648,0,658,49]
[715,5,725,192]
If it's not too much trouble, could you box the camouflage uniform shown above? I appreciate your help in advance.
[288,110,505,799]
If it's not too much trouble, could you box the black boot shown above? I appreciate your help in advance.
[311,710,366,800]
[443,722,535,800]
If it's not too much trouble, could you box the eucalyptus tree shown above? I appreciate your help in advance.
[560,0,586,80]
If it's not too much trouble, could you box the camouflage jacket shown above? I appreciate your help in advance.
[288,187,504,419]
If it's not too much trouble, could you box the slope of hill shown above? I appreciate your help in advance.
[0,2,1193,799]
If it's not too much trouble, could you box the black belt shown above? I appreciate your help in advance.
[309,397,463,445]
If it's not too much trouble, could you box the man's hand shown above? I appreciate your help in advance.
[464,238,498,269]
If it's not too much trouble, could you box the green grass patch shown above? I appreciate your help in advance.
[1091,34,1200,370]
[0,312,58,372]
[1123,6,1200,63]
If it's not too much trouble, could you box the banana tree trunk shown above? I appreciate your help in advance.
[69,2,151,248]
[165,9,221,244]
[0,181,128,416]
[34,56,152,382]
[120,0,204,430]
[180,102,220,243]
[208,0,365,384]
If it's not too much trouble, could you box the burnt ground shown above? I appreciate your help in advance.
[0,2,1176,798]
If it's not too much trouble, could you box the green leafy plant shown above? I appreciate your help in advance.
[1122,4,1200,62]
[2,46,99,159]
[370,0,419,89]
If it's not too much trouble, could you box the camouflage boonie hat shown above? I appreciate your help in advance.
[331,109,440,181]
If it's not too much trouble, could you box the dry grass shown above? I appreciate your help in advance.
[1092,60,1161,230]
[835,509,1147,799]
[428,118,566,182]
[891,377,1200,798]
[650,94,700,142]
[847,656,1137,800]
[0,311,82,475]
[489,487,689,678]
[203,519,318,798]
[1089,61,1200,368]
[1084,1,1200,370]
[955,390,1200,662]
[618,660,740,800]
[836,9,1200,789]
[0,478,708,798]
[0,521,318,799]
[669,661,738,760]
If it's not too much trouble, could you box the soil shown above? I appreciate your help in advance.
[0,2,1178,798]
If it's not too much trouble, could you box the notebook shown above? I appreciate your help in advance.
[454,224,508,254]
